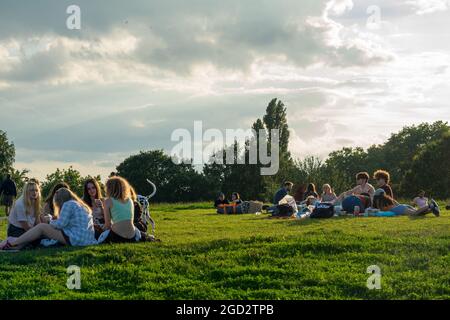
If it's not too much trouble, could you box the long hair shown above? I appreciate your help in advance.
[373,194,395,210]
[19,181,41,220]
[130,186,137,202]
[232,192,240,200]
[106,176,131,202]
[45,182,70,213]
[53,188,91,218]
[82,178,103,208]
[322,184,333,194]
[307,183,317,193]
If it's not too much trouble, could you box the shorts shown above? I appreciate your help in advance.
[1,195,14,207]
[103,230,137,244]
[390,204,414,216]
[7,224,44,248]
[7,224,27,238]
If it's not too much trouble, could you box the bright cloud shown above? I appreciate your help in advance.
[0,0,449,180]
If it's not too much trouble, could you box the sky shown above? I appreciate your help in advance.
[0,0,449,180]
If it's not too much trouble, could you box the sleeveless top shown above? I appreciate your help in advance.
[110,198,134,223]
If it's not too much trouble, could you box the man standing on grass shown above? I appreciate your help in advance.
[0,174,17,216]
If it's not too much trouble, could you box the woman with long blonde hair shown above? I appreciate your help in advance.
[321,184,337,203]
[7,181,42,239]
[1,188,97,250]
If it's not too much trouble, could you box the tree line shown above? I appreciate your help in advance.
[1,99,449,201]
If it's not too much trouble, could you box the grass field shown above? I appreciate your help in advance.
[0,202,449,300]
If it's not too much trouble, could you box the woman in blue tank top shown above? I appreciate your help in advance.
[103,176,137,243]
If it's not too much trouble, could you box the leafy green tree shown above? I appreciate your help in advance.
[263,98,290,155]
[117,150,208,202]
[403,130,450,199]
[41,166,101,198]
[323,147,368,194]
[0,130,15,175]
[382,121,449,188]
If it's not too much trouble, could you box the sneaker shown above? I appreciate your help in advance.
[430,199,440,217]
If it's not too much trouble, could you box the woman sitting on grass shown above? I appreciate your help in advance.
[374,191,440,217]
[303,183,319,200]
[41,182,70,221]
[214,193,229,208]
[101,176,138,243]
[321,184,337,203]
[231,192,243,205]
[82,178,105,238]
[412,190,428,209]
[7,181,42,238]
[1,188,97,250]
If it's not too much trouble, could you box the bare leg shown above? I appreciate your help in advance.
[10,224,67,248]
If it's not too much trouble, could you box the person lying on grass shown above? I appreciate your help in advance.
[1,188,97,251]
[373,191,440,217]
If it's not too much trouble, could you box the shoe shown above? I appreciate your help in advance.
[429,199,440,217]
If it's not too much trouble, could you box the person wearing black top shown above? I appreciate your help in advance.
[231,192,243,205]
[303,183,319,200]
[373,170,394,199]
[0,174,17,216]
[214,193,229,208]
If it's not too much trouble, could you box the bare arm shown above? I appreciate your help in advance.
[103,198,112,230]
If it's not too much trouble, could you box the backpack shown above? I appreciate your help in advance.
[310,203,334,219]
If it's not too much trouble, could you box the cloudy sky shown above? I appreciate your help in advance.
[0,0,449,180]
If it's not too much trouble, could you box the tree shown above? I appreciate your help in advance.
[263,98,290,155]
[382,121,449,188]
[41,166,101,198]
[403,130,450,199]
[117,150,208,202]
[0,130,15,175]
[323,147,368,194]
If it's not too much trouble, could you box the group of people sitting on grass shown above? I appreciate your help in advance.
[0,175,155,251]
[268,170,441,219]
[214,192,243,207]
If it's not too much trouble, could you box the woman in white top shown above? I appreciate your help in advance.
[412,190,428,208]
[7,181,41,238]
[321,184,337,203]
[1,188,97,250]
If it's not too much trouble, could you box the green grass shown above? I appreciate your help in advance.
[0,202,449,300]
